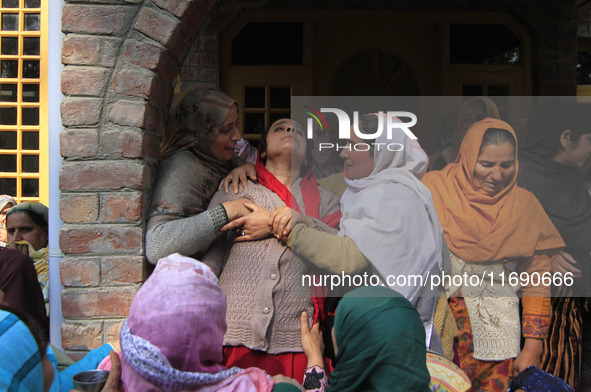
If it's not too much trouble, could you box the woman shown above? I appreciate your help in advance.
[430,97,500,171]
[0,307,57,392]
[202,118,341,382]
[0,195,16,246]
[299,285,431,391]
[6,201,49,311]
[119,253,303,391]
[145,87,254,264]
[422,118,565,391]
[263,113,448,354]
[0,247,49,338]
[516,100,591,389]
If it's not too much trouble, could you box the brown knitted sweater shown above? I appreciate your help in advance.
[202,179,340,354]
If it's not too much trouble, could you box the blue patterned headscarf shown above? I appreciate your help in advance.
[508,366,574,392]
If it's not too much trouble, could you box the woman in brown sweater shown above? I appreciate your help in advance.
[202,118,340,384]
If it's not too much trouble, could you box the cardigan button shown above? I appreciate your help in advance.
[263,307,270,314]
[270,274,278,280]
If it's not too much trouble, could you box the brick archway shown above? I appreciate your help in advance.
[59,0,217,356]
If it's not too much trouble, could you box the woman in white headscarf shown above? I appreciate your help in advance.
[266,113,448,353]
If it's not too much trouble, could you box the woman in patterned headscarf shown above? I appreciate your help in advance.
[0,195,16,246]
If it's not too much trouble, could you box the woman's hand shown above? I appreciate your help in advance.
[551,251,582,279]
[221,198,252,222]
[101,351,124,392]
[268,207,293,242]
[218,162,257,194]
[300,311,324,369]
[513,338,543,377]
[268,207,314,242]
[6,241,29,257]
[221,202,272,242]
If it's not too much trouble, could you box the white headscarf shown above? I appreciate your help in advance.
[338,114,449,349]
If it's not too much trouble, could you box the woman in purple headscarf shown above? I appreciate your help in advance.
[119,253,303,392]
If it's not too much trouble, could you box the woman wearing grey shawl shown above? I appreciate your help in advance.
[146,88,251,264]
[517,100,591,390]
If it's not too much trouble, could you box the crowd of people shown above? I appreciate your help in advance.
[1,89,589,392]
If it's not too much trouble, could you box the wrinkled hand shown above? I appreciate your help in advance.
[268,207,294,242]
[300,311,324,368]
[221,198,252,222]
[221,202,272,242]
[513,338,542,377]
[218,162,257,194]
[551,251,581,279]
[268,207,314,242]
[271,374,305,391]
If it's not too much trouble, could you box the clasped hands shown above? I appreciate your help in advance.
[221,200,313,242]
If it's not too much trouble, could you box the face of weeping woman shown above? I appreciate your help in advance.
[261,119,307,169]
[204,104,241,162]
[473,129,515,196]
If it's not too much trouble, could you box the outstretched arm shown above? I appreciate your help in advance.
[287,223,369,275]
[145,199,252,264]
[300,311,329,392]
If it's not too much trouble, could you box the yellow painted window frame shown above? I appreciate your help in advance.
[0,0,48,206]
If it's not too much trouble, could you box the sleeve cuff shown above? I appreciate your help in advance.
[210,204,229,231]
[522,314,550,338]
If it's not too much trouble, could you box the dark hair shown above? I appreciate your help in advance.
[480,128,516,155]
[526,100,591,158]
[259,119,313,174]
[0,304,48,357]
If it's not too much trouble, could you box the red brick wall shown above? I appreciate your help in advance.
[59,0,217,357]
